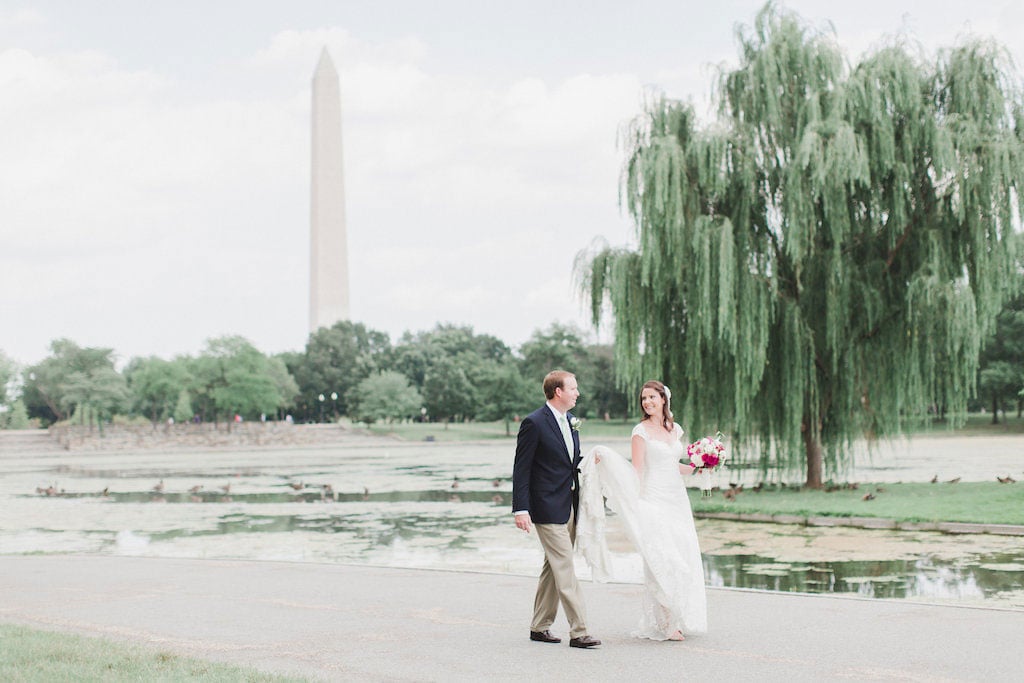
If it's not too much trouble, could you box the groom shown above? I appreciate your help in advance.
[512,370,601,649]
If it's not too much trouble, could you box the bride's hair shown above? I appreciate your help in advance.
[640,380,673,431]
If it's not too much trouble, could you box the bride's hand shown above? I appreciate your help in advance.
[594,454,601,464]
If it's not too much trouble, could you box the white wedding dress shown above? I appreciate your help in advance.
[577,423,708,638]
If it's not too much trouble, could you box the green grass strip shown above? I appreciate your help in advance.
[690,481,1024,526]
[0,623,306,683]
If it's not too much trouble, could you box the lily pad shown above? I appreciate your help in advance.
[979,563,1024,572]
[840,575,906,584]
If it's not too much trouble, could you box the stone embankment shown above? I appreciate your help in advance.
[40,422,368,452]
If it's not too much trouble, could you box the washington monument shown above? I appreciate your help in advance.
[309,48,350,332]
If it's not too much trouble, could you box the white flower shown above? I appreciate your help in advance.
[569,417,582,431]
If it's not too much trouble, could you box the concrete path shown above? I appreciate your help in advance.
[1,555,1021,682]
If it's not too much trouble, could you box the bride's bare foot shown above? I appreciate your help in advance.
[668,631,685,641]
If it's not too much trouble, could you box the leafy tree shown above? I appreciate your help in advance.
[267,355,300,419]
[22,339,125,427]
[585,344,630,420]
[172,388,193,424]
[289,321,391,421]
[347,371,423,424]
[476,363,538,435]
[517,325,628,419]
[62,364,129,434]
[0,350,16,408]
[474,333,515,363]
[580,5,1024,487]
[191,336,282,429]
[518,323,589,382]
[390,333,433,390]
[2,399,29,429]
[978,293,1024,422]
[422,355,474,426]
[124,356,192,425]
[0,351,25,429]
[392,323,518,421]
[21,376,57,424]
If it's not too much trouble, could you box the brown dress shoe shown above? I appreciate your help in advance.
[530,630,562,643]
[569,635,602,648]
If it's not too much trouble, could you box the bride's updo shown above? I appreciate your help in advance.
[640,380,674,432]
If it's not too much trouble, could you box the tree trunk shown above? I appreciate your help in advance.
[803,422,823,489]
[992,393,1000,425]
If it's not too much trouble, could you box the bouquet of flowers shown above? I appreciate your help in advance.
[687,433,727,497]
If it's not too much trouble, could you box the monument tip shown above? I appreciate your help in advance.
[315,46,337,75]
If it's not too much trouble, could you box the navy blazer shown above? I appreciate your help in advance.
[512,405,581,524]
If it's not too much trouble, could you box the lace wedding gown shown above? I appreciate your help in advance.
[577,423,708,639]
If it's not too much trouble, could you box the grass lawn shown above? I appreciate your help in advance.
[690,481,1024,525]
[913,413,1024,436]
[0,623,304,682]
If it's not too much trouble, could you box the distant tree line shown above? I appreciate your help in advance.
[0,322,629,432]
[1,299,1019,434]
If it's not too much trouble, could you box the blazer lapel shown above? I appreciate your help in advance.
[543,407,572,459]
[567,411,580,462]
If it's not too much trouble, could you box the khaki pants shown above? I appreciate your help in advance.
[531,507,588,638]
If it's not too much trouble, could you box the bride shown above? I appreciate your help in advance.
[577,380,708,640]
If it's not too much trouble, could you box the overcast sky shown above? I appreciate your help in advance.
[3,1,1023,366]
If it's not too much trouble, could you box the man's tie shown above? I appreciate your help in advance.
[558,413,574,461]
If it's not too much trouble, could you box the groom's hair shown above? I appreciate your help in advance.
[543,370,574,400]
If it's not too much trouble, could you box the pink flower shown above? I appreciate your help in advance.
[687,433,727,473]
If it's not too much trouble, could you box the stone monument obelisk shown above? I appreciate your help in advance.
[309,47,350,332]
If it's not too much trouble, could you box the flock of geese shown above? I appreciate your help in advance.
[707,472,1020,502]
[34,472,1017,501]
[33,477,508,502]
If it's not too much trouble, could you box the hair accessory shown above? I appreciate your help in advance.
[663,385,672,401]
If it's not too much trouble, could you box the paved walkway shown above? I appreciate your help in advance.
[1,555,1021,681]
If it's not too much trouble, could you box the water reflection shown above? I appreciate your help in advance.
[704,553,1024,602]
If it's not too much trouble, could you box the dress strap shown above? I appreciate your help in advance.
[630,423,647,440]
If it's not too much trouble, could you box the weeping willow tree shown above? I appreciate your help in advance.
[579,4,1023,487]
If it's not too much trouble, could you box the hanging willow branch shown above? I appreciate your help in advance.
[578,3,1024,487]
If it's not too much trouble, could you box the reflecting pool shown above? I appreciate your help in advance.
[2,438,1022,609]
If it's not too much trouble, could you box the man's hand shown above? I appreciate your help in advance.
[515,512,532,534]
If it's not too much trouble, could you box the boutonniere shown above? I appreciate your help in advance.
[569,417,583,432]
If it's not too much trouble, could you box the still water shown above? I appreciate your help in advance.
[2,438,1022,609]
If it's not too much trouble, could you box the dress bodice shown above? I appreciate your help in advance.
[631,422,685,498]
